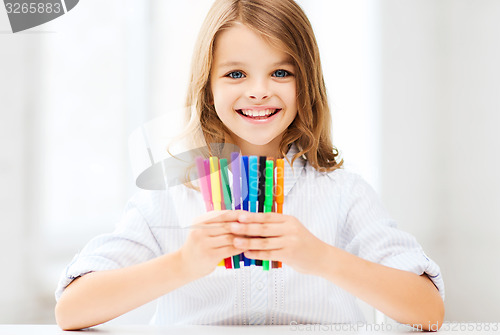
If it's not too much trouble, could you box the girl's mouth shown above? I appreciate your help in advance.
[235,108,281,120]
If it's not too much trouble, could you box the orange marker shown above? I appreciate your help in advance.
[275,159,284,268]
[275,159,284,214]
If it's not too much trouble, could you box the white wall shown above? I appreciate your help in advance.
[0,0,144,323]
[380,0,500,322]
[0,20,41,323]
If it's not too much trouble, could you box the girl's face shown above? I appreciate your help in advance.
[210,23,297,157]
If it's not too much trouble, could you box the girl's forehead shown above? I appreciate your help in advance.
[213,24,292,66]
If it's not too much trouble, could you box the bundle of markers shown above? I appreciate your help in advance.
[195,152,284,270]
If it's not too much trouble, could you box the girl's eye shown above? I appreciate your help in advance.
[273,69,291,78]
[226,71,245,79]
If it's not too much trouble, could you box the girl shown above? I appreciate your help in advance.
[55,0,445,330]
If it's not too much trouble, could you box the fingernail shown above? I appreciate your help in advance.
[231,223,240,231]
[239,213,248,221]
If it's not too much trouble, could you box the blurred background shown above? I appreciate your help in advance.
[1,0,499,324]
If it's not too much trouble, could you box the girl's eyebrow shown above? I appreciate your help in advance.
[217,61,245,68]
[216,60,294,69]
[272,60,294,67]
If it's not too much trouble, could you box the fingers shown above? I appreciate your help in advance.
[233,236,285,250]
[244,249,278,261]
[187,232,244,261]
[230,222,282,237]
[230,212,288,237]
[191,211,286,235]
[206,233,236,248]
[190,223,233,237]
[237,211,286,223]
[191,210,252,236]
[192,210,247,226]
[189,211,291,263]
[216,245,246,259]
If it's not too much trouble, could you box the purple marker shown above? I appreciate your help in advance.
[230,152,242,269]
[231,152,241,210]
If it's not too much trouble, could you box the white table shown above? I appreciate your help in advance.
[1,323,499,334]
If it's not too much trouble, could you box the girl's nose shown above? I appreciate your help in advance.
[249,92,269,100]
[247,79,269,101]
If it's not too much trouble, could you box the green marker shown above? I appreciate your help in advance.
[263,159,274,271]
[220,159,240,269]
[264,159,274,213]
[219,159,232,210]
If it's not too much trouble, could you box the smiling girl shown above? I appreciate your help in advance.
[55,0,444,330]
[209,22,298,157]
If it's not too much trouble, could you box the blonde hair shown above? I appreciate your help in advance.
[180,0,342,172]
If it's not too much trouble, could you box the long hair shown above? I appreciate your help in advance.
[180,0,342,172]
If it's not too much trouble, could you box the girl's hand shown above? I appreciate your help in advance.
[230,212,329,275]
[179,210,245,279]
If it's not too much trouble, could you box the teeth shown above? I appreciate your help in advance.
[240,108,277,117]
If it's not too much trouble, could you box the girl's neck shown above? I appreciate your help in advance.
[239,143,278,158]
[228,134,284,159]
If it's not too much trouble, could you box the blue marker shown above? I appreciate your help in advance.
[241,156,249,211]
[248,156,258,266]
[240,155,251,266]
[249,156,258,213]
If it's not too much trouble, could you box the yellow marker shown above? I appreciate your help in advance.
[209,157,225,267]
[209,157,222,211]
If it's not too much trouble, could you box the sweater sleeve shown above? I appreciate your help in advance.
[340,174,445,300]
[54,191,163,301]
